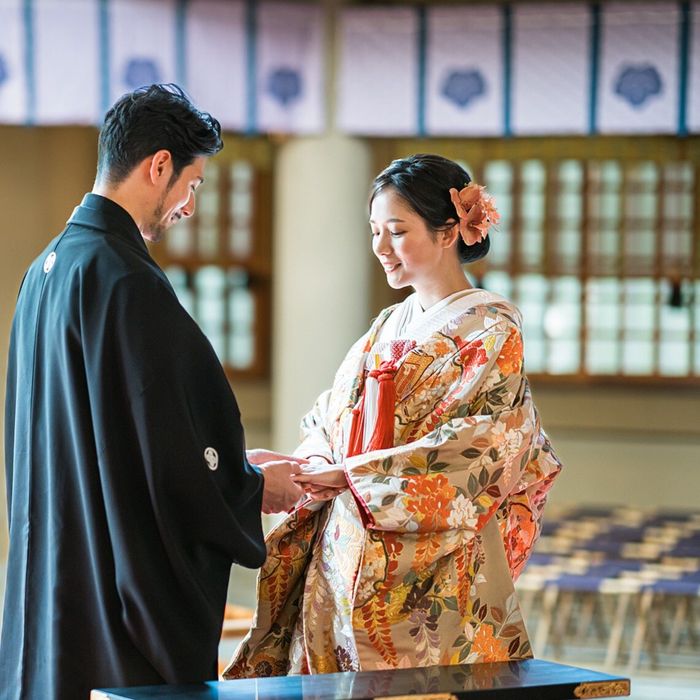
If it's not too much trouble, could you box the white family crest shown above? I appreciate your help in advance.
[204,447,219,471]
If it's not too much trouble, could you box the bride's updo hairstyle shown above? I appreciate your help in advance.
[369,153,490,264]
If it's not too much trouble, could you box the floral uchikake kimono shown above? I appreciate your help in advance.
[225,289,562,677]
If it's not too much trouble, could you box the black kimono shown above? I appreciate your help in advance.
[0,194,266,699]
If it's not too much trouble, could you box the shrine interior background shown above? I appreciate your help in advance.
[0,0,699,696]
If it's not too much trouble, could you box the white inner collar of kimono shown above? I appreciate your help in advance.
[376,288,486,348]
[361,288,489,451]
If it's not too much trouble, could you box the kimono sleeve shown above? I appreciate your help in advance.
[76,269,266,681]
[94,270,266,568]
[293,389,334,464]
[344,315,539,535]
[502,426,562,578]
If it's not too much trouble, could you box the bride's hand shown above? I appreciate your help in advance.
[292,464,348,492]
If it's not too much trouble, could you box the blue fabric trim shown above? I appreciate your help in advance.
[678,1,690,136]
[176,0,188,90]
[245,0,257,135]
[23,0,35,125]
[502,4,512,137]
[99,0,110,119]
[588,3,601,135]
[416,6,427,137]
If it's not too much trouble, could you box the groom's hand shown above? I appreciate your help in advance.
[259,460,305,514]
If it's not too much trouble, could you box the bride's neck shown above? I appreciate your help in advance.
[415,270,472,311]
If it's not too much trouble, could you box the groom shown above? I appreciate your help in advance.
[0,84,303,699]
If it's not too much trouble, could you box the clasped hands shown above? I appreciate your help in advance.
[248,449,348,514]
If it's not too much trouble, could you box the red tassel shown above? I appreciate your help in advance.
[367,361,396,452]
[346,399,365,458]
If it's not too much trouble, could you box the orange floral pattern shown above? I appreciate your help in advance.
[224,293,561,678]
[501,500,540,580]
[405,474,457,529]
[496,327,523,376]
[470,624,510,662]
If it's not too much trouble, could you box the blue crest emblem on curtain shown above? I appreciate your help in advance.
[441,69,486,109]
[0,53,8,89]
[124,58,162,90]
[614,64,662,108]
[267,67,302,107]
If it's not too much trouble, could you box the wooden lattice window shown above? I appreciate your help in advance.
[150,142,273,379]
[372,138,700,384]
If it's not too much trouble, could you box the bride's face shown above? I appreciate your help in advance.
[370,188,452,291]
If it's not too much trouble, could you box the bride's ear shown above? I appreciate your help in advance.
[439,221,461,249]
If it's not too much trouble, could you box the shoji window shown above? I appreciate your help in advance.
[151,141,273,379]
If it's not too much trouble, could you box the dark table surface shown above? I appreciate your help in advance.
[92,658,630,699]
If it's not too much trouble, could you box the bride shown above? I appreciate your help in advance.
[225,153,562,676]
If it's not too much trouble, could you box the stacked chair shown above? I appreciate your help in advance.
[517,505,700,671]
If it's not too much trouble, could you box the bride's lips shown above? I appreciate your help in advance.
[383,263,400,272]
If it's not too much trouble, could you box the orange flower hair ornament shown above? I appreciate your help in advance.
[448,183,500,246]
